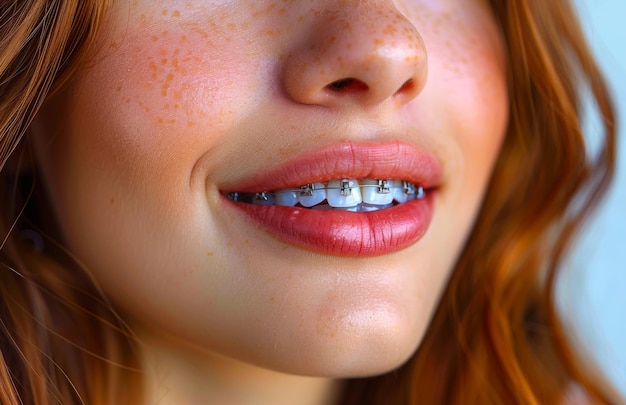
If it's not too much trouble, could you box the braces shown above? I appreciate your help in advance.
[226,179,426,202]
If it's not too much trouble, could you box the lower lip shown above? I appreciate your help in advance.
[225,195,434,257]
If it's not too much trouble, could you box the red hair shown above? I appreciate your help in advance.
[0,1,620,403]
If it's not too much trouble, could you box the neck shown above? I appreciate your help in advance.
[136,329,340,405]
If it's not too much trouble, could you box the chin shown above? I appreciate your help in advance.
[236,305,429,379]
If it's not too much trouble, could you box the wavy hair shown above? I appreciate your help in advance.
[0,1,140,404]
[0,0,619,404]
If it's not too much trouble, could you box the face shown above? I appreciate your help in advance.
[32,0,507,377]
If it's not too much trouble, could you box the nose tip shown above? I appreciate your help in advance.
[282,2,427,108]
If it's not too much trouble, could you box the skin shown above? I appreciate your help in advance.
[31,0,508,403]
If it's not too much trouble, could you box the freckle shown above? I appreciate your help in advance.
[151,35,158,42]
[181,35,187,41]
[269,297,275,302]
[174,103,179,109]
[187,121,195,127]
[158,117,164,124]
[227,242,233,248]
[161,58,168,65]
[374,38,384,45]
[383,24,397,35]
[172,10,180,17]
[110,198,115,204]
[207,251,214,257]
[116,85,122,92]
[189,27,206,39]
[161,9,167,16]
[149,61,157,71]
[228,23,236,30]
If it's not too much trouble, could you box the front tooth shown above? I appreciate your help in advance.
[298,183,326,207]
[327,179,362,208]
[274,190,298,206]
[361,179,394,205]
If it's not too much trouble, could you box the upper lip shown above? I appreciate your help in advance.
[218,141,443,193]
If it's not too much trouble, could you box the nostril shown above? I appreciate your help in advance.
[397,78,415,94]
[327,78,355,90]
[326,78,369,93]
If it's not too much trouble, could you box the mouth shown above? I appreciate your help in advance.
[225,178,426,212]
[218,142,442,257]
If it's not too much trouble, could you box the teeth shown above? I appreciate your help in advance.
[326,179,362,208]
[392,180,409,204]
[298,183,326,207]
[334,206,359,212]
[227,178,426,212]
[361,179,394,205]
[359,203,394,212]
[274,190,298,207]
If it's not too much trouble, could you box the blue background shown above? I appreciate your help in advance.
[563,0,626,394]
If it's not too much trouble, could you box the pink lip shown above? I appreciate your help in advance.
[219,142,442,256]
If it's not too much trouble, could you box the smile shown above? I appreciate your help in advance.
[218,142,442,256]
[226,178,426,212]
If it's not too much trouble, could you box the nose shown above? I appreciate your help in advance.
[282,1,427,109]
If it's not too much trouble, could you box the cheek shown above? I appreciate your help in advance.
[82,35,248,177]
[30,20,269,318]
[403,2,509,271]
[424,7,508,186]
